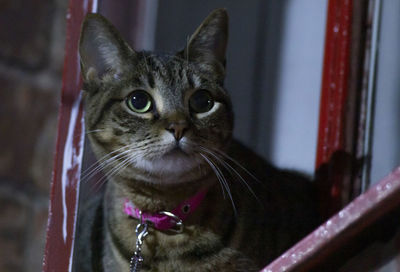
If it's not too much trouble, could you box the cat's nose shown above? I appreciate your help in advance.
[166,120,188,141]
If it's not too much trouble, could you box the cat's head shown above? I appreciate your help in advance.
[79,9,233,185]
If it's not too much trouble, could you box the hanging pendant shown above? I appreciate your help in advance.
[129,211,149,272]
[130,252,144,272]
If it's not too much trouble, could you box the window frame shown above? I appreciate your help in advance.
[43,0,400,271]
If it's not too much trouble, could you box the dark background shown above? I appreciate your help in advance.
[0,0,67,271]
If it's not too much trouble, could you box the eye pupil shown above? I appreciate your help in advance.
[131,92,147,108]
[189,90,214,113]
[126,90,152,113]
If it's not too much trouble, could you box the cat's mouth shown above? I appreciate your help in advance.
[132,144,202,182]
[162,145,190,158]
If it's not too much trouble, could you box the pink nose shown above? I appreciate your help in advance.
[166,121,188,141]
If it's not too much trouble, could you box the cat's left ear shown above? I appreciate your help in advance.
[79,13,134,83]
[182,9,228,67]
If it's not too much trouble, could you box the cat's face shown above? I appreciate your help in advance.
[80,10,232,184]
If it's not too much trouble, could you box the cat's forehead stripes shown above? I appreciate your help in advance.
[140,53,204,89]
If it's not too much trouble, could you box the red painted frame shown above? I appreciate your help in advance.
[315,0,353,218]
[261,166,400,271]
[43,0,97,271]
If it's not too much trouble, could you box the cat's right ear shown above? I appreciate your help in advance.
[182,9,228,67]
[79,13,134,83]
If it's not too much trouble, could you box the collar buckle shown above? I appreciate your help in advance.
[158,211,184,233]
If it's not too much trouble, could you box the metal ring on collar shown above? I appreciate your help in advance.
[158,211,184,233]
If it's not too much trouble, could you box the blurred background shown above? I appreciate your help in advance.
[0,0,68,271]
[1,0,400,271]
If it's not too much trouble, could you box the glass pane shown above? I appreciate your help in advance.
[370,0,400,184]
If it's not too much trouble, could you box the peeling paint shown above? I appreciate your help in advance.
[61,92,84,242]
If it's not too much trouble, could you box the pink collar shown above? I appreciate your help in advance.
[123,189,208,232]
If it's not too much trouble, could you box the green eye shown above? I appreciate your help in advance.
[189,89,214,113]
[126,90,152,113]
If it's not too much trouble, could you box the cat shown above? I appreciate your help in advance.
[74,9,319,272]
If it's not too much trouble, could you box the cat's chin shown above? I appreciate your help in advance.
[134,150,204,184]
[163,146,189,157]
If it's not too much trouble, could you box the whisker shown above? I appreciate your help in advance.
[81,140,156,183]
[90,151,134,192]
[81,145,134,182]
[199,153,237,216]
[102,145,151,183]
[199,153,226,199]
[105,154,133,180]
[199,146,260,204]
[81,144,130,175]
[211,147,261,184]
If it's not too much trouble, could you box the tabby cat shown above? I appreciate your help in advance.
[74,9,319,272]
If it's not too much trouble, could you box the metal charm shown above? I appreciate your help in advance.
[130,212,149,272]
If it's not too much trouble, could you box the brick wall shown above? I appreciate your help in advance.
[0,0,68,271]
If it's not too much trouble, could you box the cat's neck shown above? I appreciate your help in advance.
[107,173,215,213]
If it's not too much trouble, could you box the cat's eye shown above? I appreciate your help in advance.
[126,90,153,113]
[189,89,214,113]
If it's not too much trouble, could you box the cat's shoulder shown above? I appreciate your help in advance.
[228,139,317,206]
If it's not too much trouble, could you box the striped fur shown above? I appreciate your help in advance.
[74,9,319,272]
